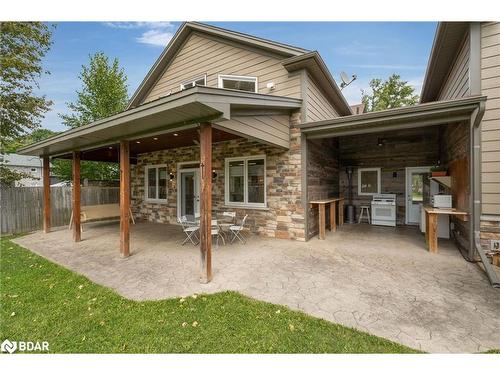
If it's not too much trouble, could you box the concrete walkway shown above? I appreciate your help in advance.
[13,221,500,353]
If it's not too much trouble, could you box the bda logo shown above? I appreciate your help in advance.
[1,339,17,354]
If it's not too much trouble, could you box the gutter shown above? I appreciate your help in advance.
[470,101,500,288]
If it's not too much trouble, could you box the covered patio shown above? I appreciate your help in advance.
[13,221,500,353]
[17,86,303,283]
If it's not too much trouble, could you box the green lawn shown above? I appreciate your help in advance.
[0,236,420,353]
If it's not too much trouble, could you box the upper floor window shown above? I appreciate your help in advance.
[180,75,206,90]
[218,75,258,93]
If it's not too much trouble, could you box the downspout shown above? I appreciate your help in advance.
[470,101,500,287]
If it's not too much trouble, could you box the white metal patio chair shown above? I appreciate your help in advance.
[178,216,200,245]
[229,214,248,244]
[218,211,236,241]
[211,219,225,248]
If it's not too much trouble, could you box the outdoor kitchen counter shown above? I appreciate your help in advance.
[309,198,344,240]
[423,206,468,253]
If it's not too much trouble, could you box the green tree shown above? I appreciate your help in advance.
[361,74,419,112]
[0,22,53,185]
[60,52,128,128]
[3,128,58,153]
[57,52,128,182]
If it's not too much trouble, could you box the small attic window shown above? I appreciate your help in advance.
[218,75,258,93]
[180,75,206,90]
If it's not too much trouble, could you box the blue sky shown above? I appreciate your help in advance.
[38,22,437,131]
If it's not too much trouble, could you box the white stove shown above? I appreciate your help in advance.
[371,194,397,226]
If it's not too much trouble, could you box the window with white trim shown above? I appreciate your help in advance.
[218,75,258,93]
[145,165,168,201]
[180,75,206,90]
[358,168,381,195]
[225,156,266,207]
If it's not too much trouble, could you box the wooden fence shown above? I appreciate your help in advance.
[0,186,120,234]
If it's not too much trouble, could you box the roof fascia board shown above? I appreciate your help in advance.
[420,22,469,102]
[127,22,189,109]
[300,95,486,130]
[300,96,487,137]
[306,115,471,139]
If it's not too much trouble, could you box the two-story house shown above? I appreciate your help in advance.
[18,22,500,285]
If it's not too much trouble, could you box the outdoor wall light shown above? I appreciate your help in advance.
[169,173,175,180]
[212,170,218,179]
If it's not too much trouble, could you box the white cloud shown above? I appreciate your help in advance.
[136,29,174,47]
[104,22,173,30]
[103,21,175,47]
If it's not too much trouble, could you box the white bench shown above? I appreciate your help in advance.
[69,203,135,231]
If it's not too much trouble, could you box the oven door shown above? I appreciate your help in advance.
[371,204,396,226]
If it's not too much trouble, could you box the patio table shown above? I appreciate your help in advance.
[423,206,468,253]
[309,198,344,240]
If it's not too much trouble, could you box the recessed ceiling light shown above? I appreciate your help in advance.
[153,137,158,140]
[173,133,179,137]
[136,141,141,144]
[108,146,112,149]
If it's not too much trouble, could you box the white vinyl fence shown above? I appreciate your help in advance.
[0,187,119,234]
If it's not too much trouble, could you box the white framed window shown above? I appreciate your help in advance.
[225,155,266,208]
[358,167,381,196]
[180,74,206,90]
[218,75,258,93]
[145,164,168,202]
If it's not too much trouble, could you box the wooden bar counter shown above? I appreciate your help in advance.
[310,198,344,240]
[424,206,468,253]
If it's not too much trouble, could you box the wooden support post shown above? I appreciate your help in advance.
[72,151,81,242]
[318,203,326,240]
[42,156,51,233]
[330,202,336,232]
[120,140,130,257]
[199,123,212,283]
[427,212,438,253]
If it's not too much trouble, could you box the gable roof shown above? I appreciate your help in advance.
[127,22,310,109]
[420,22,469,103]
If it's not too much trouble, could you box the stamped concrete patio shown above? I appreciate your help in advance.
[13,221,500,353]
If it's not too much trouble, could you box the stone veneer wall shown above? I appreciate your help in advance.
[306,138,340,238]
[131,112,306,241]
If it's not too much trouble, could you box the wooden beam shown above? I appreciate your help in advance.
[120,140,131,257]
[42,156,51,233]
[72,151,81,242]
[199,122,212,283]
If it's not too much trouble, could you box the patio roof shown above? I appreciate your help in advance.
[17,86,302,158]
[299,95,487,139]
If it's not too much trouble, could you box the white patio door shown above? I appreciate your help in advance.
[178,168,200,221]
[405,167,431,225]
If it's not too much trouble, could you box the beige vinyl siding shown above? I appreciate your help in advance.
[305,73,339,122]
[143,33,301,103]
[438,34,470,100]
[481,22,500,215]
[215,115,290,149]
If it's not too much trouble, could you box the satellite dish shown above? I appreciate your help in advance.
[340,71,357,90]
